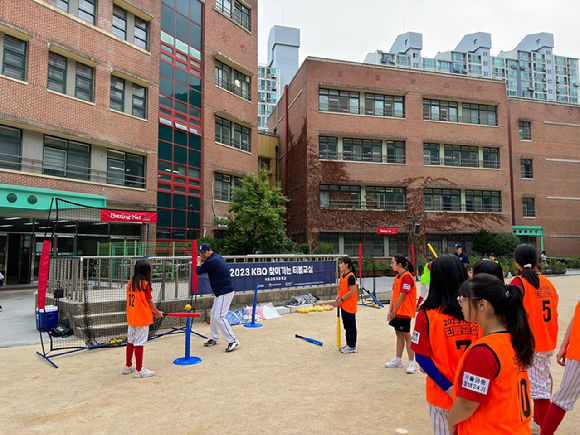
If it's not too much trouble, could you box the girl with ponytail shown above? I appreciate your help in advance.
[511,244,560,428]
[385,254,417,374]
[448,274,535,434]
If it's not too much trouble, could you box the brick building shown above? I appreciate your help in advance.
[156,0,258,242]
[271,57,580,258]
[0,0,160,283]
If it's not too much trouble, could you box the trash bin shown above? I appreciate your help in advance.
[36,305,58,332]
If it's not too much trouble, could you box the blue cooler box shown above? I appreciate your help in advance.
[36,305,58,332]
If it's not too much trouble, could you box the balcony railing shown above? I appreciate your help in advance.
[215,76,251,101]
[423,113,498,126]
[215,132,251,152]
[424,157,500,169]
[320,151,405,164]
[321,199,406,210]
[319,103,405,118]
[426,204,502,213]
[0,151,146,188]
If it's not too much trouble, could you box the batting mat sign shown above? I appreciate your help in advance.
[196,261,337,294]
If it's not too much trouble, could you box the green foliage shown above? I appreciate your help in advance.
[297,243,312,255]
[196,237,226,255]
[361,255,389,270]
[554,261,567,270]
[495,232,521,258]
[224,171,295,255]
[472,229,498,256]
[314,243,334,255]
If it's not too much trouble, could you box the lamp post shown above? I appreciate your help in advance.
[405,217,423,280]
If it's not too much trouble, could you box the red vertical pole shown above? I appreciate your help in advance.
[191,240,198,294]
[411,244,416,279]
[37,240,51,310]
[358,243,363,282]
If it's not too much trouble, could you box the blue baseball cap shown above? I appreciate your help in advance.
[199,243,212,253]
[454,243,462,250]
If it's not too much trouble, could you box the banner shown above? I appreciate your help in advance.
[377,227,398,235]
[100,210,157,223]
[196,261,337,295]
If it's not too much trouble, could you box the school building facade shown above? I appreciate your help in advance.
[271,57,580,257]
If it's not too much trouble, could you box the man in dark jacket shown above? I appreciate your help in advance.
[196,243,239,352]
[453,243,470,265]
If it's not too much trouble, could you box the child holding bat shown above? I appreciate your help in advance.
[123,260,163,378]
[336,256,357,354]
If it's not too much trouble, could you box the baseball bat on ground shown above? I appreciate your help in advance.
[295,334,323,346]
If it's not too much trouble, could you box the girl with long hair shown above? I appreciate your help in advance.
[335,256,358,354]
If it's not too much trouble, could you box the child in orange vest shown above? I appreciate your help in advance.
[336,256,358,354]
[541,299,580,434]
[510,244,559,428]
[449,274,534,434]
[386,254,417,374]
[123,260,163,378]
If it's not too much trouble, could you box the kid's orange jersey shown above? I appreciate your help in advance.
[520,275,559,352]
[412,308,482,409]
[454,332,532,435]
[126,279,154,327]
[338,271,357,314]
[566,301,580,361]
[391,271,417,319]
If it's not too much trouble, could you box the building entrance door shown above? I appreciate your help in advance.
[7,234,32,284]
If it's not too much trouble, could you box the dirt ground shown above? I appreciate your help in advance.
[1,276,579,434]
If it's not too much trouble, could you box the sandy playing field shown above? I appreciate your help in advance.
[2,276,579,434]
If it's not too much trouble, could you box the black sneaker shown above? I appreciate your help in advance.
[0,305,3,312]
[204,339,220,347]
[226,340,239,352]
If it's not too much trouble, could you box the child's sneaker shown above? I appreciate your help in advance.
[226,340,239,352]
[385,357,404,368]
[134,367,155,378]
[204,339,220,347]
[406,361,416,374]
[122,364,136,375]
[340,345,357,354]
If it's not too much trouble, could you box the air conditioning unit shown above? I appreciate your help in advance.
[520,65,526,70]
[574,83,579,87]
[380,58,387,64]
[462,69,468,73]
[260,98,266,102]
[453,68,460,73]
[272,87,277,91]
[389,60,396,65]
[541,78,546,82]
[510,65,518,69]
[271,74,277,79]
[556,90,561,93]
[528,87,535,91]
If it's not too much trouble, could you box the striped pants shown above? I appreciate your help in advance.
[429,404,451,435]
[529,350,555,399]
[552,359,580,411]
[210,291,237,344]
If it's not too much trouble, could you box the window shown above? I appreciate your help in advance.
[444,145,478,168]
[215,173,241,201]
[465,190,501,213]
[320,233,340,255]
[424,188,461,212]
[214,60,251,101]
[132,84,146,118]
[134,17,148,49]
[51,0,68,12]
[258,158,270,170]
[424,143,440,165]
[47,53,67,93]
[389,236,408,257]
[523,197,535,217]
[319,136,338,160]
[387,141,405,164]
[519,121,531,140]
[462,103,497,126]
[365,187,406,210]
[110,77,125,111]
[423,99,458,122]
[215,116,250,152]
[2,35,27,81]
[78,0,96,25]
[343,138,381,162]
[521,159,533,179]
[112,6,127,40]
[216,0,251,31]
[107,150,145,188]
[0,125,22,170]
[43,136,90,180]
[365,93,405,118]
[75,62,94,102]
[320,185,361,209]
[482,148,499,169]
[319,88,360,114]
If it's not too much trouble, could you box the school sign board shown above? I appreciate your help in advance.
[195,261,337,295]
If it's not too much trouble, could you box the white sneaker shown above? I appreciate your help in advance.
[338,345,348,351]
[385,357,404,368]
[122,364,135,375]
[340,345,357,354]
[134,367,155,378]
[406,361,416,374]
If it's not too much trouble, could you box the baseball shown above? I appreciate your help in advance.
[185,304,192,311]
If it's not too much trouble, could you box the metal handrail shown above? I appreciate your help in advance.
[319,151,405,164]
[215,132,250,152]
[215,76,251,101]
[424,157,500,169]
[321,199,406,210]
[0,151,145,187]
[319,104,405,118]
[423,114,498,126]
[426,204,502,213]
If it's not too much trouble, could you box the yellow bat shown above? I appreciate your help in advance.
[428,243,438,258]
[337,307,341,349]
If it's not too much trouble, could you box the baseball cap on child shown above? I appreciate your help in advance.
[199,243,212,253]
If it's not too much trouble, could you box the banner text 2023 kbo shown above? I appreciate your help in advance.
[195,261,337,295]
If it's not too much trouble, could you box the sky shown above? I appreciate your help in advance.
[257,0,580,65]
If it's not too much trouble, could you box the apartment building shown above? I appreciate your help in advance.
[365,31,579,105]
[0,0,160,283]
[271,57,512,257]
[258,64,280,131]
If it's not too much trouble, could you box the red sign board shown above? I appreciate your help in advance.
[101,210,157,223]
[377,227,398,235]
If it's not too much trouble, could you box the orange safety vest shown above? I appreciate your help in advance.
[453,333,532,435]
[338,271,357,314]
[521,275,559,352]
[566,300,580,361]
[391,271,417,319]
[126,279,154,327]
[423,309,482,409]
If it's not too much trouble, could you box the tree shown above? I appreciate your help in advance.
[472,228,498,255]
[494,232,521,258]
[224,170,295,255]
